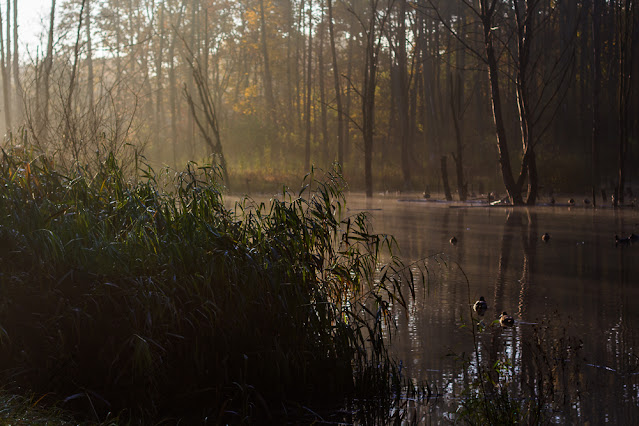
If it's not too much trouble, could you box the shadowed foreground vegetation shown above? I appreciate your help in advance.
[0,147,427,423]
[0,145,593,424]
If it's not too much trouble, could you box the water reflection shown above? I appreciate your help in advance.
[345,194,639,423]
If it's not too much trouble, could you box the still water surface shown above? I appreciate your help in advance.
[345,193,639,424]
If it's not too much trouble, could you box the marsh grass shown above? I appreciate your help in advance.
[0,146,428,422]
[453,326,583,425]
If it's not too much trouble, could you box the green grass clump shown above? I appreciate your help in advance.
[0,148,415,422]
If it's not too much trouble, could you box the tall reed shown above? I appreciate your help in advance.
[0,148,418,422]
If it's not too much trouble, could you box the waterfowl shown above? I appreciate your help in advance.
[423,186,431,199]
[499,312,515,327]
[450,236,458,245]
[584,198,591,205]
[473,296,488,315]
[615,235,631,246]
[569,198,575,205]
[541,232,550,242]
[629,233,639,242]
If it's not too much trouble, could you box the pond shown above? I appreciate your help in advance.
[345,193,639,424]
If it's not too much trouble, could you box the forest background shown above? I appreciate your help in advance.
[1,0,637,205]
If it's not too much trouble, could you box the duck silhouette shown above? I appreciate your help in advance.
[541,232,550,242]
[473,296,488,315]
[450,236,457,245]
[499,312,515,327]
[615,235,631,246]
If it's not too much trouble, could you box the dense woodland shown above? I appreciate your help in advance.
[1,0,638,203]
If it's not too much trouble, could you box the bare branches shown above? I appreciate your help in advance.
[182,49,230,188]
[421,0,486,61]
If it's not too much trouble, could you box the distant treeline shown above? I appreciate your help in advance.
[1,0,637,201]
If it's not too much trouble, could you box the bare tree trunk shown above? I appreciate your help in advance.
[592,0,602,207]
[304,2,313,171]
[258,0,280,165]
[184,59,230,188]
[169,51,178,165]
[362,3,377,198]
[616,0,635,206]
[38,0,56,141]
[65,0,86,116]
[4,0,10,128]
[295,0,305,136]
[168,6,185,166]
[202,6,209,80]
[12,0,21,122]
[526,145,538,204]
[360,0,392,198]
[187,0,198,158]
[387,53,397,161]
[480,0,523,205]
[65,0,87,160]
[86,0,94,108]
[259,0,277,124]
[420,12,431,169]
[318,5,329,166]
[344,23,354,163]
[155,3,165,159]
[285,0,294,148]
[512,0,540,205]
[328,0,344,167]
[114,5,122,92]
[415,7,426,171]
[139,3,152,150]
[450,72,466,201]
[441,155,452,201]
[0,7,10,131]
[397,0,412,190]
[422,13,439,174]
[449,4,467,202]
[409,25,418,174]
[633,1,639,182]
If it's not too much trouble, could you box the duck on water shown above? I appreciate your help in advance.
[616,234,638,246]
[500,312,515,327]
[473,296,488,316]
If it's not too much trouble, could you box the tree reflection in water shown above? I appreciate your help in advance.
[352,194,639,423]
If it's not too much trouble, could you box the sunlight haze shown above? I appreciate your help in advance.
[17,0,50,53]
[0,1,637,423]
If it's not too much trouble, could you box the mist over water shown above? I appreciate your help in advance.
[346,193,639,423]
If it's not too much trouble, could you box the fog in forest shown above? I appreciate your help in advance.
[2,1,639,422]
[2,0,638,204]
